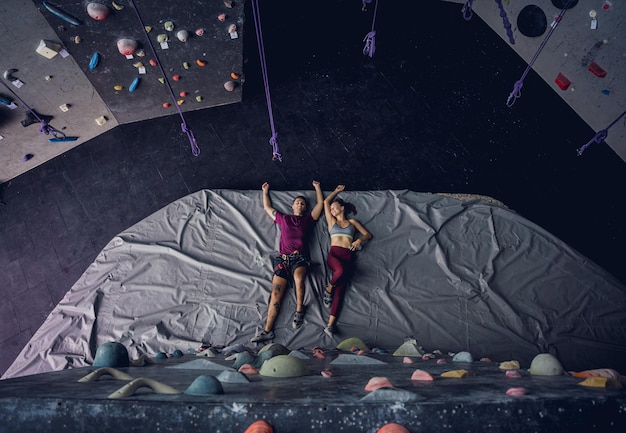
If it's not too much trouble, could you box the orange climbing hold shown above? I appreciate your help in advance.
[244,420,273,433]
[377,423,410,433]
[196,59,207,67]
[231,72,241,79]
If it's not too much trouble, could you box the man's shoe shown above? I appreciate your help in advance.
[251,329,275,343]
[292,310,305,329]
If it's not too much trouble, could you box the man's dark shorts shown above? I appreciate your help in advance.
[271,253,310,281]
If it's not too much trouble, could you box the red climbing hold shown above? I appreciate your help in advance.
[589,61,607,78]
[554,72,571,90]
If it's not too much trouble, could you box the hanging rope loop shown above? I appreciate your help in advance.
[269,133,281,162]
[577,110,626,156]
[182,122,200,157]
[506,80,524,107]
[363,31,376,57]
[362,0,379,57]
[462,0,474,21]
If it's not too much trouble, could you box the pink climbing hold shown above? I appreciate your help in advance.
[364,376,395,391]
[117,39,138,56]
[410,369,434,381]
[238,363,259,375]
[321,369,333,378]
[403,357,415,364]
[87,3,110,21]
[506,387,528,396]
[505,370,522,379]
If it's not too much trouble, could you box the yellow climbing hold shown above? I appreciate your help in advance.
[145,26,152,33]
[158,78,165,84]
[195,96,203,102]
[441,369,469,378]
[183,62,190,69]
[579,377,622,388]
[336,337,368,352]
[177,99,184,105]
[112,1,124,11]
[114,85,123,91]
[133,62,144,68]
[498,360,520,370]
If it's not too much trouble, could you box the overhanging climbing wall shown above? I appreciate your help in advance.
[33,0,244,124]
[442,0,626,161]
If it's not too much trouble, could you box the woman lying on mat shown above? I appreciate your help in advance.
[322,184,372,338]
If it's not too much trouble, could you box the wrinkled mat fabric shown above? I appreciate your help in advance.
[4,189,626,378]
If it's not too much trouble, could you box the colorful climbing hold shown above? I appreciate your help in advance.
[196,59,207,67]
[164,21,174,31]
[177,30,189,42]
[195,28,205,36]
[177,99,184,105]
[364,377,395,391]
[218,14,226,22]
[441,369,469,378]
[506,387,528,396]
[195,96,203,102]
[111,1,124,11]
[505,370,522,379]
[589,61,607,78]
[87,3,110,21]
[377,423,410,433]
[89,52,99,70]
[117,38,138,56]
[157,78,165,84]
[172,75,181,81]
[162,102,170,108]
[231,72,240,79]
[244,420,273,433]
[321,369,333,378]
[129,77,140,92]
[149,59,157,67]
[113,85,123,91]
[224,81,236,91]
[183,62,190,69]
[410,369,434,381]
[179,91,188,97]
[157,34,168,43]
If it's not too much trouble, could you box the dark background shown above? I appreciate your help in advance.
[1,0,625,378]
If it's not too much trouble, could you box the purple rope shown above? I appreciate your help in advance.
[129,0,199,156]
[0,77,67,139]
[251,0,281,161]
[462,0,474,21]
[494,0,515,45]
[577,110,626,156]
[506,0,573,107]
[362,0,379,57]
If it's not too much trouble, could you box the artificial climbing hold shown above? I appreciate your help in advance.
[364,377,395,391]
[588,61,607,78]
[506,387,528,396]
[377,423,410,433]
[195,28,205,36]
[112,1,124,11]
[529,353,563,376]
[555,72,572,90]
[149,59,157,67]
[164,21,174,31]
[129,77,140,92]
[93,342,129,368]
[195,96,203,102]
[89,52,100,70]
[117,38,138,56]
[196,59,207,67]
[157,34,168,43]
[244,420,273,433]
[517,5,547,37]
[176,30,189,42]
[259,355,309,377]
[162,102,170,108]
[172,75,181,81]
[184,375,224,395]
[218,13,226,22]
[86,3,110,21]
[114,85,123,91]
[179,91,188,97]
[231,72,240,79]
[183,62,190,69]
[410,369,434,381]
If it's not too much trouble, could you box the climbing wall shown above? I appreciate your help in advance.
[442,0,626,161]
[33,0,244,124]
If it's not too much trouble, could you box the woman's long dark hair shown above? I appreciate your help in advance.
[333,198,357,216]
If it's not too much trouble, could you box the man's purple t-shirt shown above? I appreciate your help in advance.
[275,211,315,255]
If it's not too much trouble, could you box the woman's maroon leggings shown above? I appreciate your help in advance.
[327,245,353,317]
